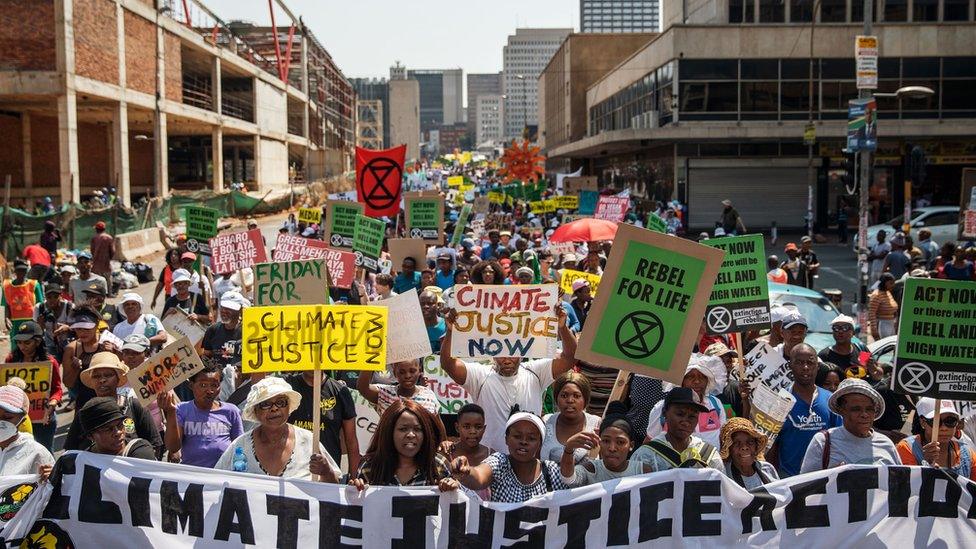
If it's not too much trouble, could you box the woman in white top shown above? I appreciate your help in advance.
[540,372,601,463]
[560,401,651,487]
[111,293,168,349]
[645,356,727,450]
[0,385,53,479]
[215,377,339,481]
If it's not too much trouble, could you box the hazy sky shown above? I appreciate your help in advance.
[204,0,578,79]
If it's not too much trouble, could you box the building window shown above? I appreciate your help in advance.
[790,0,814,21]
[943,79,976,110]
[851,0,877,21]
[944,0,970,20]
[883,0,907,21]
[912,0,937,20]
[680,82,738,112]
[780,81,814,111]
[730,0,745,22]
[741,59,779,79]
[820,0,847,21]
[740,81,779,111]
[759,0,785,21]
[680,59,738,80]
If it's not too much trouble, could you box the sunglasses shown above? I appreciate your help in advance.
[924,416,959,428]
[257,398,290,411]
[831,325,853,332]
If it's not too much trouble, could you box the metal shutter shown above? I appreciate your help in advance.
[688,165,808,230]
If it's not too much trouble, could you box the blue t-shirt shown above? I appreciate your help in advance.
[393,271,422,294]
[176,401,244,468]
[777,387,842,477]
[481,244,506,260]
[426,317,447,353]
[435,270,455,291]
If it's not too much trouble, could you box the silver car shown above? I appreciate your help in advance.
[854,206,960,250]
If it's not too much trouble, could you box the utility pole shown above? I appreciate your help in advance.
[856,0,873,326]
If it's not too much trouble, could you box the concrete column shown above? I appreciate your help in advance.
[154,112,168,197]
[211,57,222,114]
[252,134,261,191]
[211,126,223,191]
[55,0,80,204]
[112,104,131,206]
[233,146,240,181]
[21,113,32,190]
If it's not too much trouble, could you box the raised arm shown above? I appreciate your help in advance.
[158,391,183,457]
[452,456,493,491]
[439,309,467,385]
[356,370,380,405]
[551,306,577,378]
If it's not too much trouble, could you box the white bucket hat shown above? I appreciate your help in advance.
[242,377,302,422]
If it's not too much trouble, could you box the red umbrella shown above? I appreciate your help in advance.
[549,218,618,243]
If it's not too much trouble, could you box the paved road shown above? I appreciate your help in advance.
[763,233,859,312]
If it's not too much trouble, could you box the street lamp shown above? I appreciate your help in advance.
[872,85,935,99]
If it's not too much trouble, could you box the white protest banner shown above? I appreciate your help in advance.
[7,453,976,548]
[209,229,268,274]
[548,240,576,258]
[161,309,207,346]
[450,284,559,358]
[350,388,380,452]
[749,382,796,450]
[253,259,329,306]
[0,474,39,529]
[742,341,794,395]
[420,355,472,414]
[125,337,206,406]
[382,291,432,364]
[98,329,124,349]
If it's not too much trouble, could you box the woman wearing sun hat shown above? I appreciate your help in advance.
[896,398,976,479]
[800,378,901,473]
[719,417,779,489]
[215,377,339,481]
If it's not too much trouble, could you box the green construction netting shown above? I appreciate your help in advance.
[0,189,303,259]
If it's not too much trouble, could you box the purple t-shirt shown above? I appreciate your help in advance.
[176,401,244,468]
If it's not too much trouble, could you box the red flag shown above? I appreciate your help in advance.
[356,145,405,218]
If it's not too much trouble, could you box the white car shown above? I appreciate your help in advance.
[854,206,960,250]
[868,335,898,365]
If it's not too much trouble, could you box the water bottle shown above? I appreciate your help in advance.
[232,447,247,472]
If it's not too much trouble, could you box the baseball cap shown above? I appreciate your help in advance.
[82,282,106,296]
[77,251,92,260]
[714,228,727,237]
[562,253,578,263]
[782,311,808,329]
[13,321,42,341]
[915,397,960,420]
[800,236,813,244]
[13,259,28,270]
[121,334,151,353]
[784,242,798,252]
[94,221,106,230]
[59,265,77,275]
[721,199,732,206]
[44,282,62,295]
[663,387,708,413]
[219,297,243,311]
[769,305,790,324]
[830,314,855,328]
[704,342,736,358]
[571,279,590,292]
[437,253,452,261]
[180,252,197,262]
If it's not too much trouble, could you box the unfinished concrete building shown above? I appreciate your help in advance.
[356,99,383,150]
[0,0,356,208]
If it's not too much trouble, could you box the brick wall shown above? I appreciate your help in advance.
[30,115,60,188]
[0,0,56,70]
[124,11,155,95]
[128,136,153,190]
[74,0,119,84]
[0,115,25,184]
[78,122,110,188]
[164,31,182,102]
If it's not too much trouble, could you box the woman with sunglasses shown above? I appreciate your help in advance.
[215,377,340,481]
[896,398,976,479]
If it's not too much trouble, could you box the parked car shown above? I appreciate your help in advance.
[768,282,864,352]
[854,206,960,250]
[868,335,898,366]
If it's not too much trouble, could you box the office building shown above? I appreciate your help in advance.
[351,77,390,148]
[467,72,503,138]
[502,28,572,140]
[476,94,505,146]
[581,0,661,32]
[388,78,421,161]
[543,0,976,231]
[407,68,463,135]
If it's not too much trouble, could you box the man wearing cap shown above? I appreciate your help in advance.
[632,387,725,471]
[435,252,457,291]
[82,282,122,331]
[0,385,54,477]
[177,252,213,300]
[800,378,901,472]
[753,305,789,351]
[198,295,244,372]
[112,292,168,348]
[90,221,115,294]
[778,311,809,360]
[779,243,808,286]
[58,265,76,302]
[818,315,867,375]
[896,398,975,478]
[441,306,577,453]
[770,343,842,477]
[70,251,107,306]
[77,397,157,460]
[33,282,74,357]
[798,236,820,289]
[2,259,44,336]
[162,268,210,321]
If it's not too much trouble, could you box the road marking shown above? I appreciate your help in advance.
[818,265,857,285]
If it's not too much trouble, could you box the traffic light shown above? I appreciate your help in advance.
[909,145,926,185]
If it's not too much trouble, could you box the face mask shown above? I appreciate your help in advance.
[0,419,21,441]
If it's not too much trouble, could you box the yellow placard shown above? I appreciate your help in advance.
[459,184,475,192]
[0,362,51,423]
[553,195,579,210]
[298,207,321,225]
[447,176,464,187]
[242,305,388,373]
[529,200,547,214]
[487,191,504,204]
[559,269,601,297]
